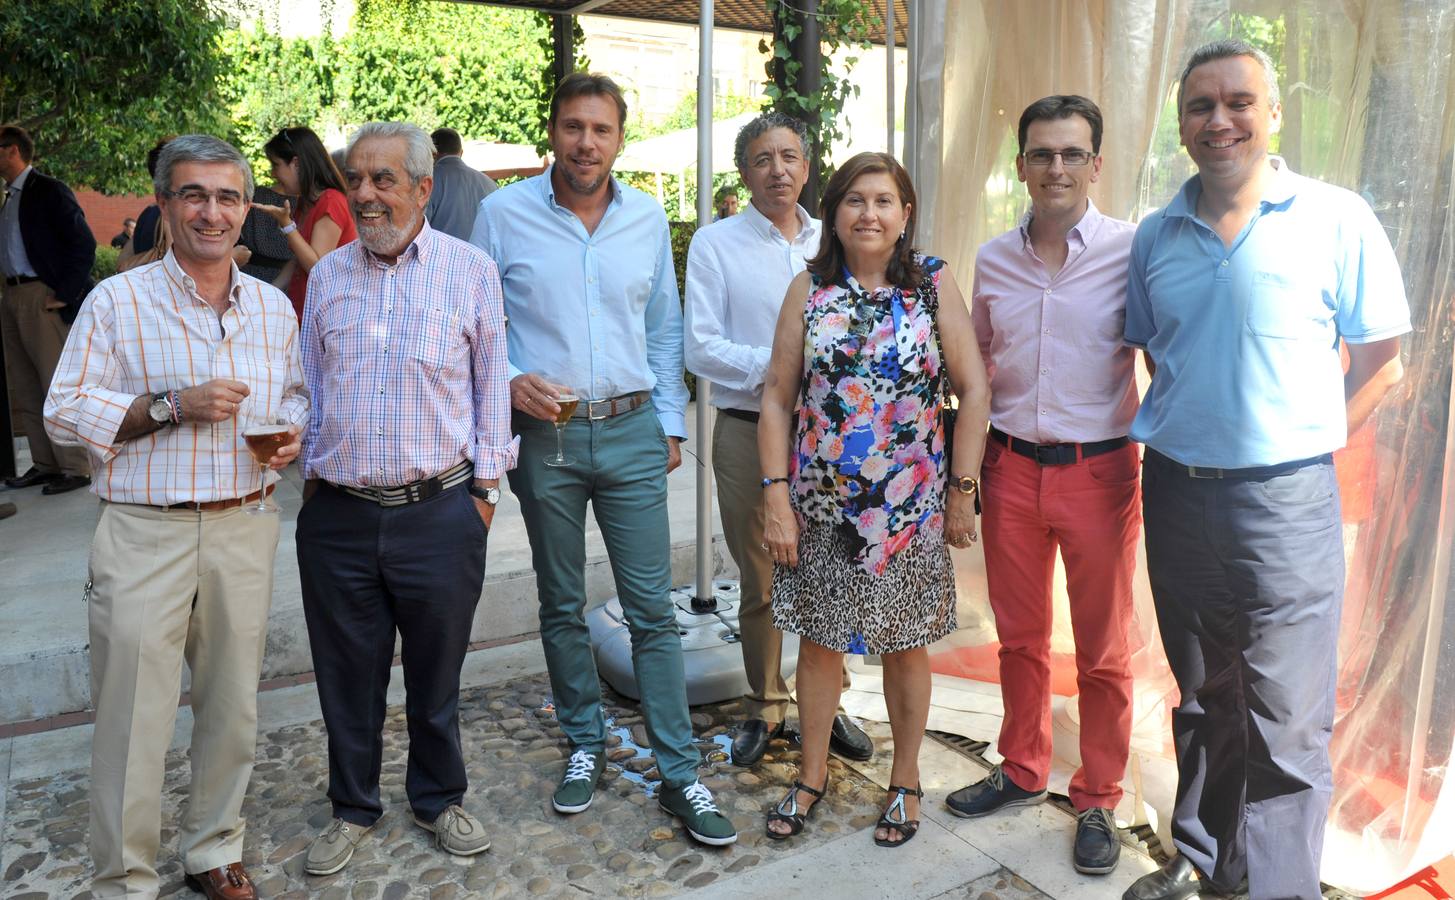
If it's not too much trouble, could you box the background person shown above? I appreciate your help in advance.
[253,126,356,319]
[109,217,135,249]
[758,151,990,847]
[425,126,497,240]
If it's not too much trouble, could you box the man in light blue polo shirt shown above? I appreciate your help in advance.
[469,72,737,848]
[1121,41,1409,900]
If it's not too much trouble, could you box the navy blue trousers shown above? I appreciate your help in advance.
[296,481,488,826]
[1142,449,1343,900]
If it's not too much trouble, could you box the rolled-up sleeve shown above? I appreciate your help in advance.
[44,285,136,461]
[471,256,520,478]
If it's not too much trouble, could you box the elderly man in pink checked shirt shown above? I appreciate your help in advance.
[944,95,1141,878]
[294,121,518,877]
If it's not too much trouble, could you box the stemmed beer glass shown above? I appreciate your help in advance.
[544,388,580,468]
[242,417,290,514]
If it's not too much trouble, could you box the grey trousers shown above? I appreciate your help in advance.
[1142,448,1343,900]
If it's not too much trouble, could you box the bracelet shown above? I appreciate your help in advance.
[170,389,183,424]
[761,476,789,488]
[280,221,298,235]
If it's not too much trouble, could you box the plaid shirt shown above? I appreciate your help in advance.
[300,222,517,487]
[44,251,309,506]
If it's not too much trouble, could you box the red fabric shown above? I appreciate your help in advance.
[979,438,1141,810]
[286,188,356,319]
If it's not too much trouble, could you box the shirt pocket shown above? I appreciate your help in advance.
[1245,272,1335,341]
[413,306,462,372]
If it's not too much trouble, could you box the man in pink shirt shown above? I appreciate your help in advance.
[945,95,1140,877]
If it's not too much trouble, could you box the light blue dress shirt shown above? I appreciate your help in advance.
[469,166,688,438]
[1125,159,1411,468]
[0,166,39,278]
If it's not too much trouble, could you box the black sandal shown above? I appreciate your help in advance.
[875,784,924,848]
[766,778,828,840]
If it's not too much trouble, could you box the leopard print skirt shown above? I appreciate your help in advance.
[770,521,957,654]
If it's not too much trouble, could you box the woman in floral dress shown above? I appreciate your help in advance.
[758,152,991,847]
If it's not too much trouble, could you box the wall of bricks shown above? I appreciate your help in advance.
[74,190,152,247]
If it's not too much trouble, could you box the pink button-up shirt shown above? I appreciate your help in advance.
[970,201,1138,444]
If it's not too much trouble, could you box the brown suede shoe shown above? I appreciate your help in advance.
[184,862,257,900]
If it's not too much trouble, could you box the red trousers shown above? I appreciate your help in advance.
[980,437,1140,810]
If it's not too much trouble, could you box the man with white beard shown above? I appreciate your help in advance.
[295,121,517,877]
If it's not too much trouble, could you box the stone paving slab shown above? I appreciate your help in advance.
[2,671,894,899]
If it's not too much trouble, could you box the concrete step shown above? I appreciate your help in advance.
[1,406,733,723]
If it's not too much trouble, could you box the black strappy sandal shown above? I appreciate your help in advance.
[766,778,828,840]
[875,784,924,848]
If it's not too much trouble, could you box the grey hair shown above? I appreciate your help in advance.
[345,122,435,184]
[153,135,255,202]
[1177,39,1281,112]
[733,112,811,171]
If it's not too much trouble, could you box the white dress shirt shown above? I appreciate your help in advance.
[683,202,820,412]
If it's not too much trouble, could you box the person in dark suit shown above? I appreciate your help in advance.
[0,124,93,494]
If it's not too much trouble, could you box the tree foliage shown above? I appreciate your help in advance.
[0,0,229,192]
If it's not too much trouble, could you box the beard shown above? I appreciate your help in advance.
[559,161,608,196]
[355,205,421,257]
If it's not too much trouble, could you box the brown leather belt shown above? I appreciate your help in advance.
[570,390,651,420]
[153,484,275,512]
[3,274,40,287]
[720,407,760,424]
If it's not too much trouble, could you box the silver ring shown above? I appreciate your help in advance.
[760,542,769,550]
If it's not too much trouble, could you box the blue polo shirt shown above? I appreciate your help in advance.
[1125,159,1410,468]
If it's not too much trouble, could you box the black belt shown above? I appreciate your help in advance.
[720,408,760,424]
[1148,448,1332,480]
[334,460,473,507]
[3,274,40,287]
[571,391,651,420]
[990,426,1129,466]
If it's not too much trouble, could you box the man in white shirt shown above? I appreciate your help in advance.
[684,112,873,767]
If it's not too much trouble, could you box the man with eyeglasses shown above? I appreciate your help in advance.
[0,124,94,494]
[945,95,1140,878]
[46,134,308,899]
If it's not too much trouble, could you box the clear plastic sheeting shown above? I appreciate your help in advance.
[910,1,1455,892]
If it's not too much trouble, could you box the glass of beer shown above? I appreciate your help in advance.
[544,390,580,468]
[243,419,291,514]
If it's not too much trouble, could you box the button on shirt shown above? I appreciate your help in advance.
[971,200,1138,443]
[44,251,309,505]
[1125,158,1412,468]
[469,167,689,438]
[683,202,820,412]
[300,222,518,488]
[0,165,39,278]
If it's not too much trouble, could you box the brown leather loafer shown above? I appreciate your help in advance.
[184,862,257,900]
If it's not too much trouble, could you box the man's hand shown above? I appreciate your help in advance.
[666,436,682,473]
[471,479,498,530]
[179,379,250,422]
[264,425,303,470]
[511,373,572,422]
[232,245,253,267]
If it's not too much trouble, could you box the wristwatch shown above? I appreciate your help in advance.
[952,475,979,495]
[147,392,174,426]
[468,484,500,505]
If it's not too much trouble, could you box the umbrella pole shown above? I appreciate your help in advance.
[692,0,718,614]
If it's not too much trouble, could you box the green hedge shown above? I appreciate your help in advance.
[92,245,120,283]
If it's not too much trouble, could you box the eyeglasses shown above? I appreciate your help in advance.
[162,188,245,208]
[1022,149,1095,167]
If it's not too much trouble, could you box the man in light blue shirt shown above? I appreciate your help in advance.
[1121,41,1409,900]
[470,73,734,848]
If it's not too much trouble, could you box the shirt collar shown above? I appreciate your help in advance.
[161,248,245,309]
[1168,155,1298,219]
[742,200,816,245]
[1018,198,1103,249]
[540,163,622,213]
[7,165,33,191]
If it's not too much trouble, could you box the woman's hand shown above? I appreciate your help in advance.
[762,488,801,568]
[251,198,293,229]
[945,488,979,549]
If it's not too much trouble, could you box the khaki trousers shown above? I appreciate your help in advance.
[88,501,279,898]
[712,410,849,724]
[0,280,89,476]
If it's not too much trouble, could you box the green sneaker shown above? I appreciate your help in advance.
[659,780,738,846]
[553,749,605,814]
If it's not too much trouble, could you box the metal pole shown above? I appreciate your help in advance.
[886,0,896,156]
[905,0,918,185]
[692,0,717,612]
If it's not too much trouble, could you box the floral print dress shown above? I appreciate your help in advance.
[771,254,957,654]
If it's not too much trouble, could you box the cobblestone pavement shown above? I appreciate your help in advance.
[1,671,1051,899]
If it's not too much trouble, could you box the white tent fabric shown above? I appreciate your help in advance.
[615,112,759,175]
